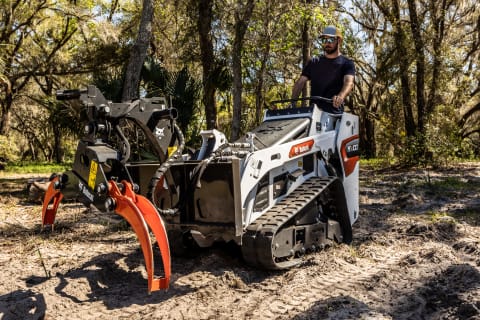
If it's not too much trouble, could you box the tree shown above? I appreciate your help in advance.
[456,0,480,152]
[1,0,139,162]
[251,0,274,125]
[406,0,426,134]
[299,0,315,104]
[122,0,155,101]
[196,0,217,130]
[0,0,77,135]
[385,0,416,138]
[230,0,255,141]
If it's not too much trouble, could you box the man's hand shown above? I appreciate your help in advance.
[332,95,344,108]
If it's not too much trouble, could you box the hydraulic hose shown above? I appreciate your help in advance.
[148,122,185,215]
[115,124,131,164]
[190,142,251,189]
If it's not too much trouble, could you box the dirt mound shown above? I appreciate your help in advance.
[0,163,479,319]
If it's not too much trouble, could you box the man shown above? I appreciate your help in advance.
[291,25,355,114]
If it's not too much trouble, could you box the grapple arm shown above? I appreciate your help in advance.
[107,180,171,292]
[41,175,63,227]
[41,178,171,292]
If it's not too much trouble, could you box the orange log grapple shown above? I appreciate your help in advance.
[42,86,182,292]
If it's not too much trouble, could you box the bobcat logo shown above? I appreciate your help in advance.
[155,127,165,140]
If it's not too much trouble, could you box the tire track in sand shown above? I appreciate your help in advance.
[245,241,456,319]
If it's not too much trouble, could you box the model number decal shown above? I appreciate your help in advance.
[341,136,360,177]
[345,139,360,158]
[289,139,314,158]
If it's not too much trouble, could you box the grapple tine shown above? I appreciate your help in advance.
[108,180,171,292]
[132,191,171,291]
[41,176,64,227]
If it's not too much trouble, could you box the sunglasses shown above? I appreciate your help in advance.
[321,37,337,44]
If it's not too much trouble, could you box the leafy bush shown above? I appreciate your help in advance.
[0,135,20,168]
[426,104,475,164]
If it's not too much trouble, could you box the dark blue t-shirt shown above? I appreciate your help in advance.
[301,55,355,114]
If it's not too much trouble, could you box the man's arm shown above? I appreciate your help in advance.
[333,74,354,108]
[291,75,309,100]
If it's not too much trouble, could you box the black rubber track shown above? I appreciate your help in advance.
[241,176,352,269]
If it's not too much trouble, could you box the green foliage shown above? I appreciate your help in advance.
[142,57,203,146]
[426,207,480,226]
[427,212,457,224]
[211,59,233,92]
[1,0,479,167]
[0,135,20,163]
[3,162,71,174]
[397,134,428,167]
[93,70,124,102]
[359,158,394,170]
[426,104,475,163]
[427,176,480,191]
[384,103,478,167]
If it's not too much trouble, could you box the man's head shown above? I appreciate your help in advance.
[320,25,342,55]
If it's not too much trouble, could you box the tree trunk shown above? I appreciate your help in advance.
[362,115,377,158]
[300,20,311,106]
[406,0,426,134]
[197,0,217,129]
[53,127,64,163]
[406,0,427,159]
[300,0,313,107]
[354,74,377,158]
[254,0,272,125]
[426,0,447,116]
[0,93,13,135]
[364,89,378,158]
[255,51,268,125]
[122,0,154,102]
[392,0,416,137]
[231,0,255,141]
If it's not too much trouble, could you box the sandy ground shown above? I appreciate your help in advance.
[0,163,479,320]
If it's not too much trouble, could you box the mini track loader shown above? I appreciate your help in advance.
[41,85,184,292]
[150,97,360,268]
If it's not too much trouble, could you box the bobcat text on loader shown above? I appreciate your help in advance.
[41,85,185,292]
[151,96,360,269]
